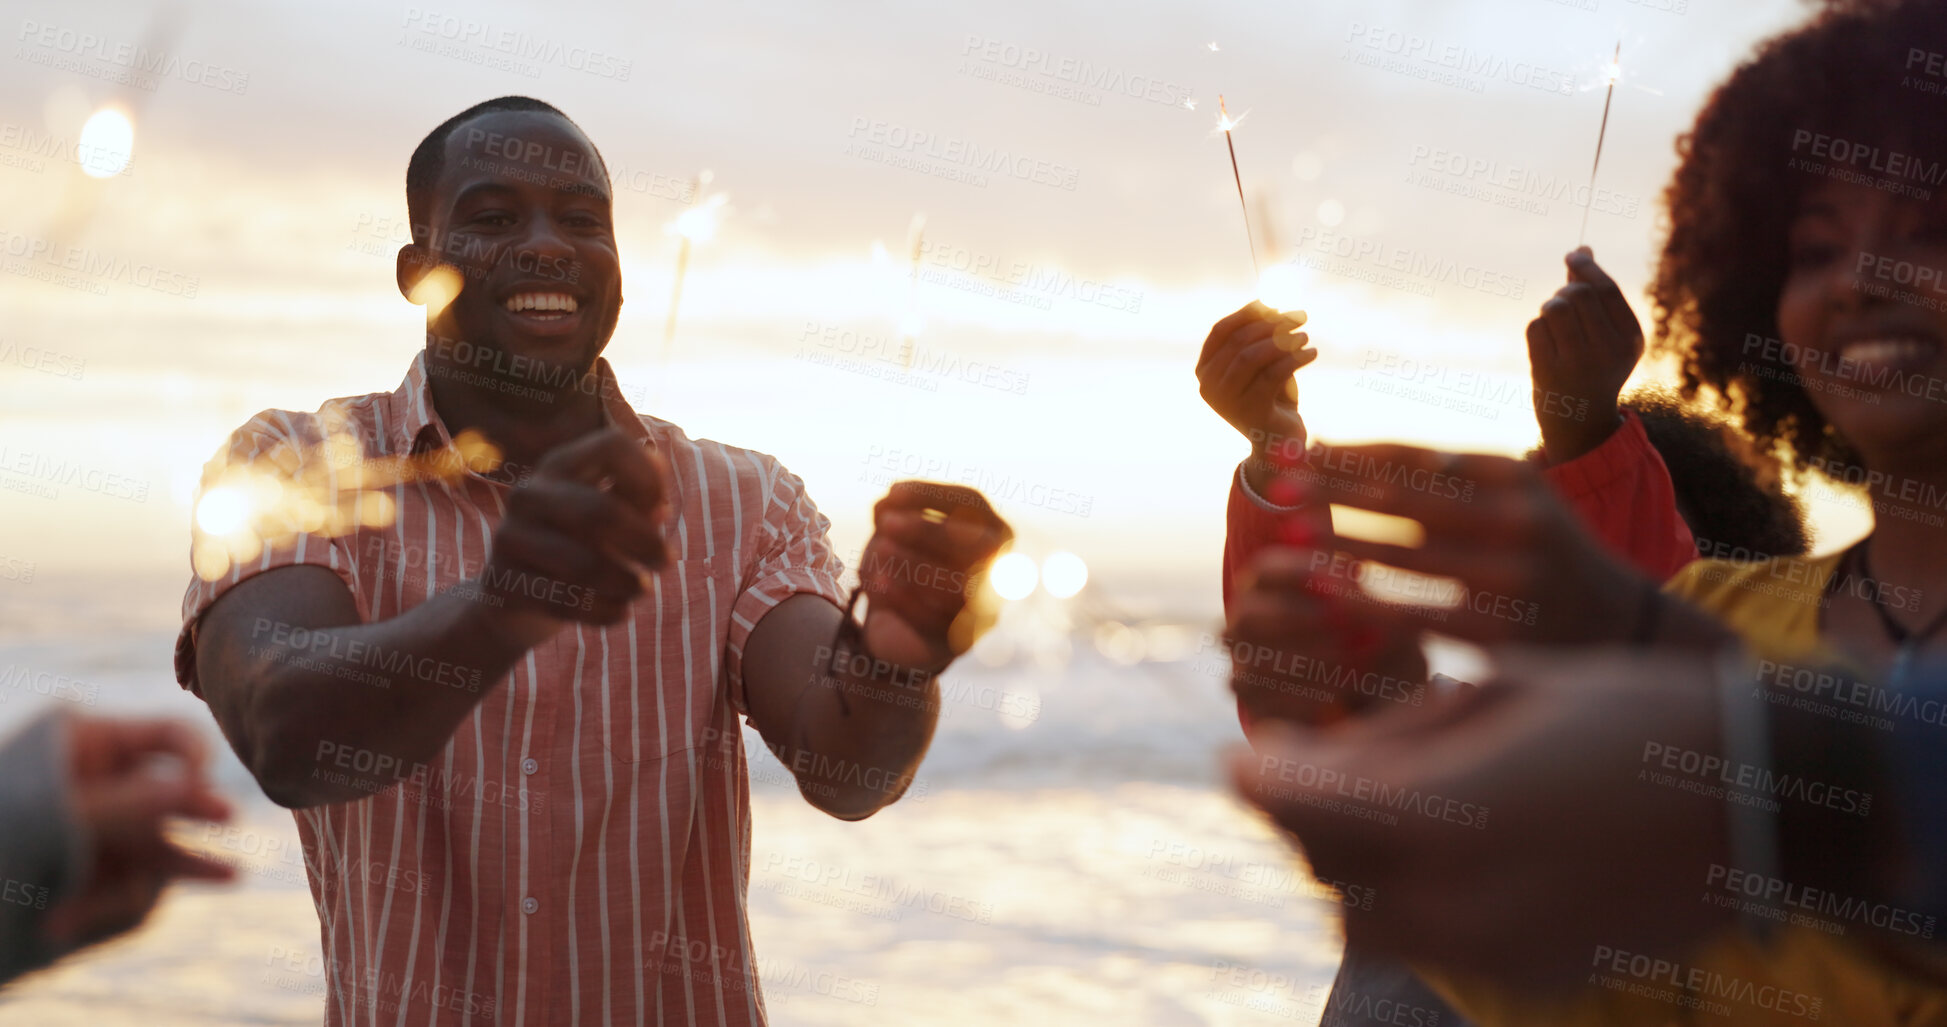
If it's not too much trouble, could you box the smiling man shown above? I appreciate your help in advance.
[174,96,1010,1026]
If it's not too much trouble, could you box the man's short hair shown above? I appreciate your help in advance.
[403,96,609,245]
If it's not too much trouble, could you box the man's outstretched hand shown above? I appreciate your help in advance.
[479,429,672,644]
[1229,649,1732,989]
[856,482,1012,671]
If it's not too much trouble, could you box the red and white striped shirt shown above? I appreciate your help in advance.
[175,352,845,1026]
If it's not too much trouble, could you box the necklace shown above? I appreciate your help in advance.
[1853,539,1947,688]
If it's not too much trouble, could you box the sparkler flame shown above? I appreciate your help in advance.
[1215,95,1247,133]
[190,426,509,581]
[668,193,729,243]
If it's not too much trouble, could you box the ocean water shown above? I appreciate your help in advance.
[0,571,1345,1025]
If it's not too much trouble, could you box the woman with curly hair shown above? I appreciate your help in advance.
[1647,0,1947,686]
[1225,0,1947,1022]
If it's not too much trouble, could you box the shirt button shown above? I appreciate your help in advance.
[522,757,538,775]
[522,897,538,915]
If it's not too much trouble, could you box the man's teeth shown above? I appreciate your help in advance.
[503,293,579,314]
[1841,336,1937,363]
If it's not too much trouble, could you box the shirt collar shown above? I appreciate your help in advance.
[388,350,443,456]
[386,350,666,490]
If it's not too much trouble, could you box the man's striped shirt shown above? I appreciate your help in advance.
[175,352,845,1026]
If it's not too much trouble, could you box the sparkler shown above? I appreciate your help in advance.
[1578,41,1622,247]
[899,213,926,370]
[1216,95,1260,277]
[662,173,723,360]
[1209,99,1375,707]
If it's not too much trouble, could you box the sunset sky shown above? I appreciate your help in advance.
[1,0,1845,596]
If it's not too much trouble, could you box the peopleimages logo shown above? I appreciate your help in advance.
[399,8,633,81]
[1405,144,1643,219]
[0,229,199,298]
[1706,863,1936,939]
[846,118,1080,191]
[958,36,1194,109]
[15,19,250,94]
[1590,946,1823,1020]
[1791,131,1947,186]
[1342,22,1576,96]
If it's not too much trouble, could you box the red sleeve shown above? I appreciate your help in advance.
[1222,465,1291,616]
[1222,465,1315,740]
[1538,408,1697,582]
[1219,414,1695,736]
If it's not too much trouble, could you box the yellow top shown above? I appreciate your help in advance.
[1424,553,1947,1027]
[1665,552,1842,664]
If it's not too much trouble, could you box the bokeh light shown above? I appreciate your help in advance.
[989,552,1038,601]
[77,108,133,178]
[1040,551,1088,599]
[194,486,249,536]
[1257,264,1305,311]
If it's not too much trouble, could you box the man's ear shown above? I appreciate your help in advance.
[396,244,433,304]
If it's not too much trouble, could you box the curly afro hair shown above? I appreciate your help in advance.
[1625,387,1810,560]
[1649,0,1947,474]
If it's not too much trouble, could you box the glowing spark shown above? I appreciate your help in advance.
[77,108,132,178]
[1214,97,1248,134]
[1183,98,1198,111]
[668,193,729,243]
[1206,42,1220,52]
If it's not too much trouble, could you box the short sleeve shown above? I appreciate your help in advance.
[173,411,368,699]
[723,459,847,714]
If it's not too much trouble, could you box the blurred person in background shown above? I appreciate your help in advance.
[0,710,233,986]
[1229,644,1939,1013]
[1199,240,1708,1023]
[1227,0,1947,1020]
[1200,242,1696,735]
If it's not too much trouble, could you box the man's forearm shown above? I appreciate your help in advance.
[773,630,941,820]
[228,590,540,806]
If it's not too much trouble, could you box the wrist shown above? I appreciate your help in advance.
[820,615,942,721]
[1539,406,1623,466]
[453,585,558,653]
[829,614,945,684]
